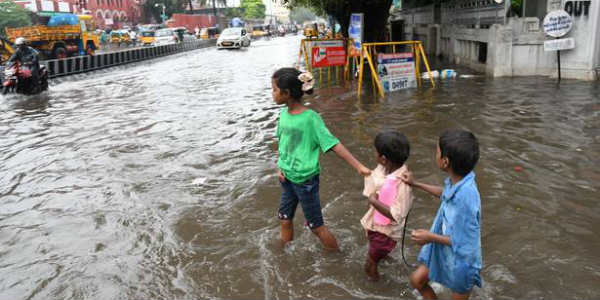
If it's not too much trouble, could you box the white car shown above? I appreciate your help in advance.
[217,27,251,49]
[153,29,177,46]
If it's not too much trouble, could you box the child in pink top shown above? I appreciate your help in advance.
[361,131,413,281]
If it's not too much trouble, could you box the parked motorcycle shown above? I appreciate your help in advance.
[2,61,48,95]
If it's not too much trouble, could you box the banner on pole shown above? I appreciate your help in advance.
[311,40,346,68]
[348,13,363,57]
[377,53,416,91]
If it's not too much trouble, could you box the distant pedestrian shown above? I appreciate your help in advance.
[129,30,137,47]
[272,67,371,251]
[361,131,413,281]
[401,129,482,300]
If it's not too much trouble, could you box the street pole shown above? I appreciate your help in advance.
[212,0,218,31]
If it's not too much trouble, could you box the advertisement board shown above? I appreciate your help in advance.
[311,40,346,68]
[377,53,416,92]
[348,13,363,57]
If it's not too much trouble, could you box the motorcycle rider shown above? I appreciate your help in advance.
[8,37,41,90]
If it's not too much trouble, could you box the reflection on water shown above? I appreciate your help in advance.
[0,36,599,300]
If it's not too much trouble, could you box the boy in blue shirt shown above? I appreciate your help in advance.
[401,130,482,300]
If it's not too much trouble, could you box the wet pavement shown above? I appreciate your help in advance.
[1,35,599,299]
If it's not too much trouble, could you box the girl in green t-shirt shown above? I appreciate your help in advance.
[272,67,371,251]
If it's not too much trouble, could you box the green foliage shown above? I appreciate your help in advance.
[225,7,244,19]
[289,6,316,24]
[142,0,184,23]
[282,0,393,42]
[510,0,522,17]
[241,0,265,19]
[0,0,32,35]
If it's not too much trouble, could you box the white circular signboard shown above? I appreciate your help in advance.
[543,10,573,38]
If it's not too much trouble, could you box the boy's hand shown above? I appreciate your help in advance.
[358,165,372,177]
[411,229,431,245]
[399,171,414,186]
[277,169,285,183]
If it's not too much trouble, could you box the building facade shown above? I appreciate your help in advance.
[392,0,600,80]
[12,0,142,29]
[85,0,142,28]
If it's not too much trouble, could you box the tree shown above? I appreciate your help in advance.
[143,0,184,23]
[241,0,265,19]
[289,6,316,24]
[283,0,393,42]
[0,0,32,36]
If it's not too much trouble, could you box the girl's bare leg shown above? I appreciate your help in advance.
[311,225,339,251]
[364,256,380,281]
[280,220,294,245]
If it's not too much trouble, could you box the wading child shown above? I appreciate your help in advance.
[401,129,482,300]
[361,131,413,281]
[272,67,371,251]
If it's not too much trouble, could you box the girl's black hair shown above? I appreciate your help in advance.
[272,68,313,101]
[439,129,479,176]
[374,131,410,166]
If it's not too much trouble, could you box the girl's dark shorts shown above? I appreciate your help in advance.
[278,175,324,230]
[368,230,397,263]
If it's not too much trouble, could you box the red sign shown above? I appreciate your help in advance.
[311,40,346,68]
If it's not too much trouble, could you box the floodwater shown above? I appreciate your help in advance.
[1,36,599,299]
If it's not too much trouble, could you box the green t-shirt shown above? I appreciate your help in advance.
[276,108,340,184]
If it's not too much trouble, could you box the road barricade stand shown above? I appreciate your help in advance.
[358,41,435,98]
[297,38,349,88]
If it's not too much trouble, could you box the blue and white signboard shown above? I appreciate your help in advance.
[348,13,363,56]
[377,53,416,92]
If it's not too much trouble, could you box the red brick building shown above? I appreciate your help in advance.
[12,0,142,29]
[86,0,143,28]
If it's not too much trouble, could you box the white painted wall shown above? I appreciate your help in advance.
[554,1,598,75]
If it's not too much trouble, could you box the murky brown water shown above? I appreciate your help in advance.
[1,36,599,299]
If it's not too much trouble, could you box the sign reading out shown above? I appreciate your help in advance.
[543,10,573,37]
[311,40,346,68]
[377,53,416,92]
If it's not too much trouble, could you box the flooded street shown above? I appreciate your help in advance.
[1,36,599,299]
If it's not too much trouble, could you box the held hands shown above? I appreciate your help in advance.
[399,171,414,186]
[411,229,432,246]
[357,165,372,177]
[277,169,285,183]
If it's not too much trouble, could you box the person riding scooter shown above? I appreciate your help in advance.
[8,37,41,88]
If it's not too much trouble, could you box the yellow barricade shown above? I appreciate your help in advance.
[297,38,351,88]
[358,41,435,98]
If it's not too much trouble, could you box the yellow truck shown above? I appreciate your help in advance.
[4,15,100,59]
[0,36,15,64]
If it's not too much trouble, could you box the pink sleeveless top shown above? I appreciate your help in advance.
[374,175,399,225]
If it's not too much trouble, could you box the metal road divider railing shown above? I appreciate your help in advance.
[42,39,216,78]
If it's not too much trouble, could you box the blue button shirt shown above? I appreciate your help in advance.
[417,172,482,293]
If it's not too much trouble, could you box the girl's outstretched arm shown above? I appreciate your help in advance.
[331,143,371,176]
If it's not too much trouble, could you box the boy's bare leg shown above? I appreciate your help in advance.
[410,264,437,299]
[311,225,339,251]
[364,256,380,281]
[280,220,294,245]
